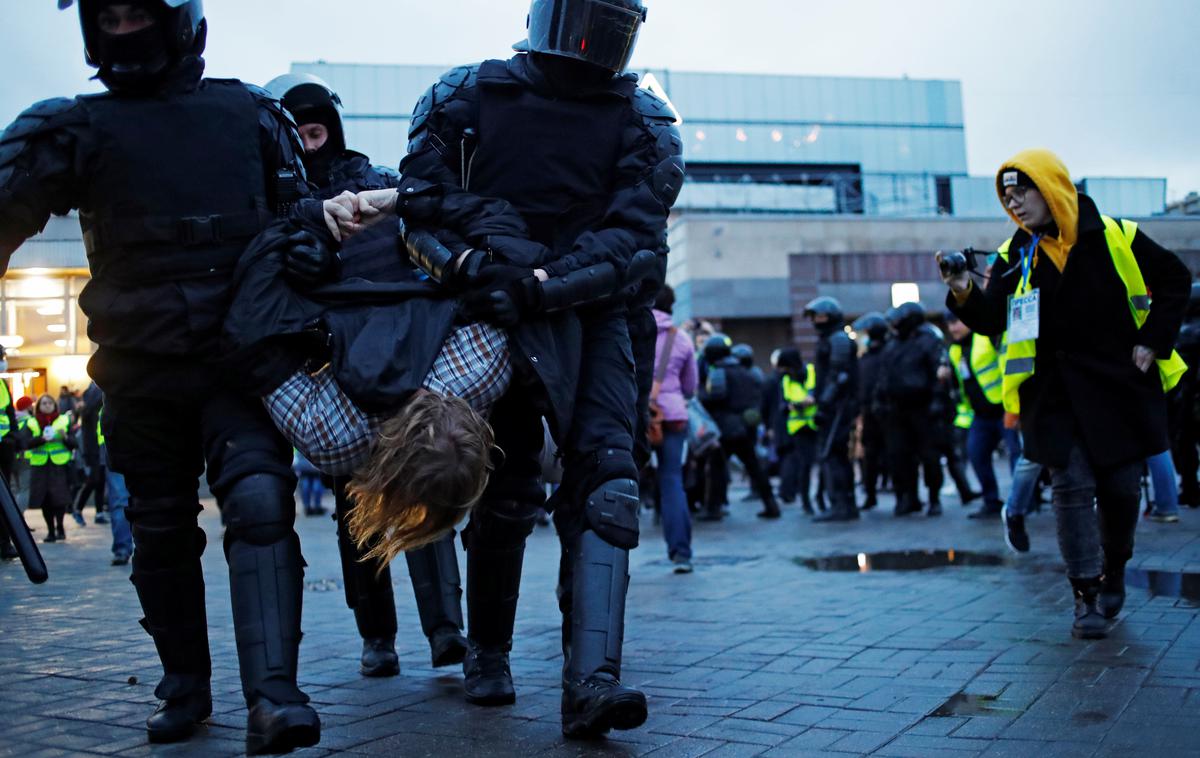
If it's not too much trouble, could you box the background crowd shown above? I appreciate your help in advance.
[640,277,1200,572]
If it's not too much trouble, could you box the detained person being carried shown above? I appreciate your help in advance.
[223,182,646,567]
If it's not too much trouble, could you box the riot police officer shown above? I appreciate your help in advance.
[1172,283,1200,506]
[388,0,683,739]
[853,313,889,509]
[265,73,468,680]
[804,297,859,522]
[700,334,781,519]
[0,2,318,752]
[878,302,945,517]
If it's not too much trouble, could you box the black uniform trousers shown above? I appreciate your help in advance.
[860,411,887,501]
[886,405,943,509]
[778,428,818,506]
[818,407,856,512]
[104,373,295,697]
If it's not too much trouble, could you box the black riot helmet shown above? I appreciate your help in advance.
[803,296,845,336]
[63,0,206,90]
[732,343,754,368]
[703,333,733,363]
[523,0,648,74]
[853,312,890,344]
[888,301,927,338]
[265,73,346,154]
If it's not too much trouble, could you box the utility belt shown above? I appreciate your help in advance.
[84,208,273,283]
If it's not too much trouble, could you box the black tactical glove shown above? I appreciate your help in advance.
[283,230,340,286]
[464,264,542,327]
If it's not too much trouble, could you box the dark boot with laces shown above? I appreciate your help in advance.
[463,645,515,706]
[359,637,400,678]
[1070,577,1108,640]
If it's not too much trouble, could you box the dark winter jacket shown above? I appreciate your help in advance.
[949,193,1189,467]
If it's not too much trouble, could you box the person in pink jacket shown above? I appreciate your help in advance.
[650,286,699,573]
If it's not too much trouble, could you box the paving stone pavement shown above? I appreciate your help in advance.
[3,480,1200,757]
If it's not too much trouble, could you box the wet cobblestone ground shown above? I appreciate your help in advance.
[3,479,1200,757]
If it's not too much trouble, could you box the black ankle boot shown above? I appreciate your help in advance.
[463,645,515,706]
[246,698,321,756]
[430,627,469,668]
[562,673,648,739]
[1070,577,1108,640]
[1098,555,1129,620]
[359,637,400,678]
[146,688,212,744]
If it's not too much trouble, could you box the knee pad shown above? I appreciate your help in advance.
[461,500,538,551]
[582,478,640,550]
[222,473,296,547]
[127,495,205,565]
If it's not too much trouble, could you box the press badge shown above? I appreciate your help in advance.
[1008,289,1040,342]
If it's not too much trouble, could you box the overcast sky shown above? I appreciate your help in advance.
[2,0,1196,201]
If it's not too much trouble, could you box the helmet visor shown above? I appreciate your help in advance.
[527,0,645,73]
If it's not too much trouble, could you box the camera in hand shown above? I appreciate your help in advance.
[938,248,984,277]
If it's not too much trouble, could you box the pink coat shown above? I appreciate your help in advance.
[652,309,698,423]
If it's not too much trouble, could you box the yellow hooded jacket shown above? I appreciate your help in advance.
[995,149,1078,273]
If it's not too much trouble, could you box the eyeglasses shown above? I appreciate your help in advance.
[1004,186,1033,207]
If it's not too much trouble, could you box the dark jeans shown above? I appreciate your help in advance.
[778,429,817,505]
[720,434,773,509]
[967,415,1022,507]
[655,426,691,560]
[1049,443,1141,578]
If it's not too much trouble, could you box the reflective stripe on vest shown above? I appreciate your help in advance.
[782,365,818,434]
[999,217,1188,414]
[26,415,71,467]
[0,381,10,438]
[946,343,975,429]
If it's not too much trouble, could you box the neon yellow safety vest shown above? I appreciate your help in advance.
[945,343,975,429]
[97,407,105,447]
[0,381,10,439]
[999,216,1188,414]
[782,365,818,434]
[949,333,1006,411]
[26,415,72,467]
[17,417,33,462]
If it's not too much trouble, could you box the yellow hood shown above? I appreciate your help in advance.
[995,148,1079,272]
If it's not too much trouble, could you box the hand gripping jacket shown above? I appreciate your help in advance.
[406,58,684,283]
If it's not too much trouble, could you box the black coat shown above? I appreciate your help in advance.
[876,329,943,411]
[700,357,763,441]
[949,194,1190,468]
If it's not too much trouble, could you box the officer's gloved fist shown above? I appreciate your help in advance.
[284,230,340,286]
[464,266,542,328]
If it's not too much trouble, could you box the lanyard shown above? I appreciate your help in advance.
[1019,233,1042,291]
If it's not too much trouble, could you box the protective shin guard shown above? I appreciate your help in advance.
[561,530,646,739]
[129,522,211,701]
[406,532,467,667]
[226,534,319,754]
[462,541,525,705]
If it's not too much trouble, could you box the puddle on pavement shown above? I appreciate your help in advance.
[1125,568,1200,607]
[796,550,1007,573]
[930,693,1024,718]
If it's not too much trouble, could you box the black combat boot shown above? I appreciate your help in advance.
[560,530,647,739]
[463,541,525,706]
[359,637,400,678]
[756,491,782,520]
[227,535,320,755]
[407,532,468,667]
[146,689,212,744]
[1069,577,1108,640]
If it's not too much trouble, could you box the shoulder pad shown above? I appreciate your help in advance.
[410,64,480,137]
[242,82,278,103]
[0,98,85,147]
[631,87,677,123]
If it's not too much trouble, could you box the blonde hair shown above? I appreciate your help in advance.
[346,391,494,568]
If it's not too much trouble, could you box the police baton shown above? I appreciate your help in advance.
[0,471,48,584]
[819,405,846,461]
